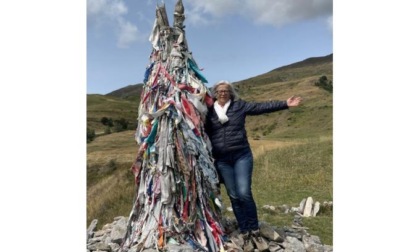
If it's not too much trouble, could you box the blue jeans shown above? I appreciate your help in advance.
[215,147,258,232]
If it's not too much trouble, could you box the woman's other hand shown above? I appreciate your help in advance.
[287,96,302,107]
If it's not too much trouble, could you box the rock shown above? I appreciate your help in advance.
[312,202,321,217]
[103,223,114,230]
[303,197,314,217]
[260,222,283,242]
[303,235,324,252]
[87,215,333,252]
[324,245,334,252]
[127,244,139,252]
[87,216,333,252]
[268,241,283,252]
[110,217,127,244]
[280,204,290,213]
[108,242,121,252]
[229,230,244,247]
[94,230,108,237]
[291,207,300,213]
[87,241,111,251]
[88,236,103,243]
[299,198,307,213]
[224,241,242,251]
[283,236,305,252]
[293,215,303,227]
[252,235,269,251]
[87,219,98,241]
[263,205,276,211]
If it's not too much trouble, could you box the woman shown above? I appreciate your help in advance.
[205,80,302,251]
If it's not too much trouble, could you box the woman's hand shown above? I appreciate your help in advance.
[287,96,302,107]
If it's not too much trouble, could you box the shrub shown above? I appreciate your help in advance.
[101,117,114,127]
[104,126,112,135]
[87,128,96,143]
[114,118,129,132]
[315,75,333,93]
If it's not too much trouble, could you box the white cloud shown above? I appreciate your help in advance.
[183,0,243,26]
[187,0,242,17]
[327,15,333,32]
[117,20,141,48]
[87,0,141,48]
[87,0,127,18]
[183,0,332,28]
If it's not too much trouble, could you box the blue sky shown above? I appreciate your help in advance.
[87,0,332,94]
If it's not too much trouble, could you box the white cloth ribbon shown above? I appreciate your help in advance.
[214,100,231,124]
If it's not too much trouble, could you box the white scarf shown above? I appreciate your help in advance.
[214,100,231,124]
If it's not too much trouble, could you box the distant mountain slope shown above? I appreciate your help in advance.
[271,54,332,71]
[102,54,332,100]
[106,83,144,99]
[234,54,332,89]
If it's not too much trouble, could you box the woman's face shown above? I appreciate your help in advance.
[215,84,231,105]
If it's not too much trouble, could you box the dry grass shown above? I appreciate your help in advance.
[87,131,138,164]
[87,163,136,228]
[249,139,303,158]
[87,131,139,227]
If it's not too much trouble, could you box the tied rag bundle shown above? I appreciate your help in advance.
[119,1,225,252]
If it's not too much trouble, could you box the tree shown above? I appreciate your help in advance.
[101,117,114,127]
[100,117,109,125]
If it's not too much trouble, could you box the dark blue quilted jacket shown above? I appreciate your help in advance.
[205,99,288,158]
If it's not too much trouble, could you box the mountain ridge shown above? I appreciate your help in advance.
[103,53,332,99]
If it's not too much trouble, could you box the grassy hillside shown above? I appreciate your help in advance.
[235,54,332,140]
[87,95,139,133]
[87,54,333,244]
